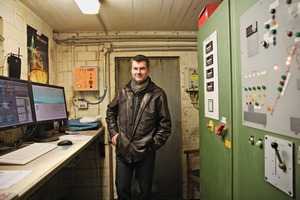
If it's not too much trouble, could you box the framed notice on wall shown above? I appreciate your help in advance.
[27,25,49,84]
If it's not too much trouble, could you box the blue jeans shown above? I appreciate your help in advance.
[116,151,156,200]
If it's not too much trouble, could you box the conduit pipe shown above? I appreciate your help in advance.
[54,34,197,45]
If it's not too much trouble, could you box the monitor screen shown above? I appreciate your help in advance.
[0,76,35,131]
[30,82,68,123]
[30,82,68,142]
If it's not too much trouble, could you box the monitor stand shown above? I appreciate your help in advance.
[34,123,59,143]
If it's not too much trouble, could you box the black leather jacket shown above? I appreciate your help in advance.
[106,79,172,163]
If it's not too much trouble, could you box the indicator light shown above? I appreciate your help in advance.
[264,24,270,29]
[271,20,276,25]
[271,29,277,34]
[257,86,261,90]
[272,15,276,20]
[270,8,276,14]
[277,87,282,92]
[286,0,292,4]
[279,81,285,86]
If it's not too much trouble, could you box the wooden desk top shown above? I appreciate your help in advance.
[0,127,104,199]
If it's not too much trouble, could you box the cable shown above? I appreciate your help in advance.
[79,89,107,105]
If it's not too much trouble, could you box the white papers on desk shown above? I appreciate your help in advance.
[59,135,93,141]
[0,170,32,189]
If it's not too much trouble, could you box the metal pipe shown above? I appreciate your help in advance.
[54,34,197,44]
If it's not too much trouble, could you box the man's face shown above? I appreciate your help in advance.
[131,60,149,84]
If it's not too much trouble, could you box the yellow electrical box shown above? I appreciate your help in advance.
[74,67,98,91]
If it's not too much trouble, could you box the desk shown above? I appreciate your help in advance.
[0,127,104,200]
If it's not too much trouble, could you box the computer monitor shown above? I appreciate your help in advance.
[0,76,35,131]
[30,82,68,142]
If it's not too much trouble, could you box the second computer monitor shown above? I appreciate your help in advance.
[30,82,68,142]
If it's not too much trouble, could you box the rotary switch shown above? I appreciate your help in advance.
[261,40,269,48]
[215,124,227,136]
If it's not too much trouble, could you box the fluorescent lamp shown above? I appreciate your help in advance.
[75,0,100,14]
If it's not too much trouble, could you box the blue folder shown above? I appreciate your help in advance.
[68,118,100,131]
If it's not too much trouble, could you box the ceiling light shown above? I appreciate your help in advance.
[75,0,100,14]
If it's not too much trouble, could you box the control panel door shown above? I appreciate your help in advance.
[197,1,232,200]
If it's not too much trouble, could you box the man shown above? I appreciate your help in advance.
[106,54,172,200]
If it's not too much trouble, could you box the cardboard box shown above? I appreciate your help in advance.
[198,4,220,29]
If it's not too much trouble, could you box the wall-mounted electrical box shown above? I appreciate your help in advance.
[184,68,199,91]
[74,66,98,91]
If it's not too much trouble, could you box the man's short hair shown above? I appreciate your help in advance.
[131,55,150,68]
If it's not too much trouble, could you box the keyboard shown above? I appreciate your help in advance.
[0,143,57,165]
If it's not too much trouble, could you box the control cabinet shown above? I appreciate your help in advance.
[240,0,300,139]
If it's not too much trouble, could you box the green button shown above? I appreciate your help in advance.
[286,0,292,4]
[295,32,300,37]
[277,87,282,92]
[255,102,259,106]
[262,86,266,90]
[281,75,287,80]
[264,24,270,29]
[248,87,252,91]
[257,86,261,90]
[271,29,277,34]
[252,87,256,90]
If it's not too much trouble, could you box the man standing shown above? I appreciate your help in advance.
[106,54,172,200]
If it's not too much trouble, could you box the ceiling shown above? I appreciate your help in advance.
[18,0,222,34]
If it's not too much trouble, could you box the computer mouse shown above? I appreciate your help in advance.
[57,140,73,146]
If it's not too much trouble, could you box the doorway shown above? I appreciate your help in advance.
[115,56,182,199]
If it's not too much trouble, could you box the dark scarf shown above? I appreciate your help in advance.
[130,77,150,95]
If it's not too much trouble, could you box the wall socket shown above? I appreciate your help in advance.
[78,101,88,109]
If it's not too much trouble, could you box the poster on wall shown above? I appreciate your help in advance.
[27,25,49,84]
